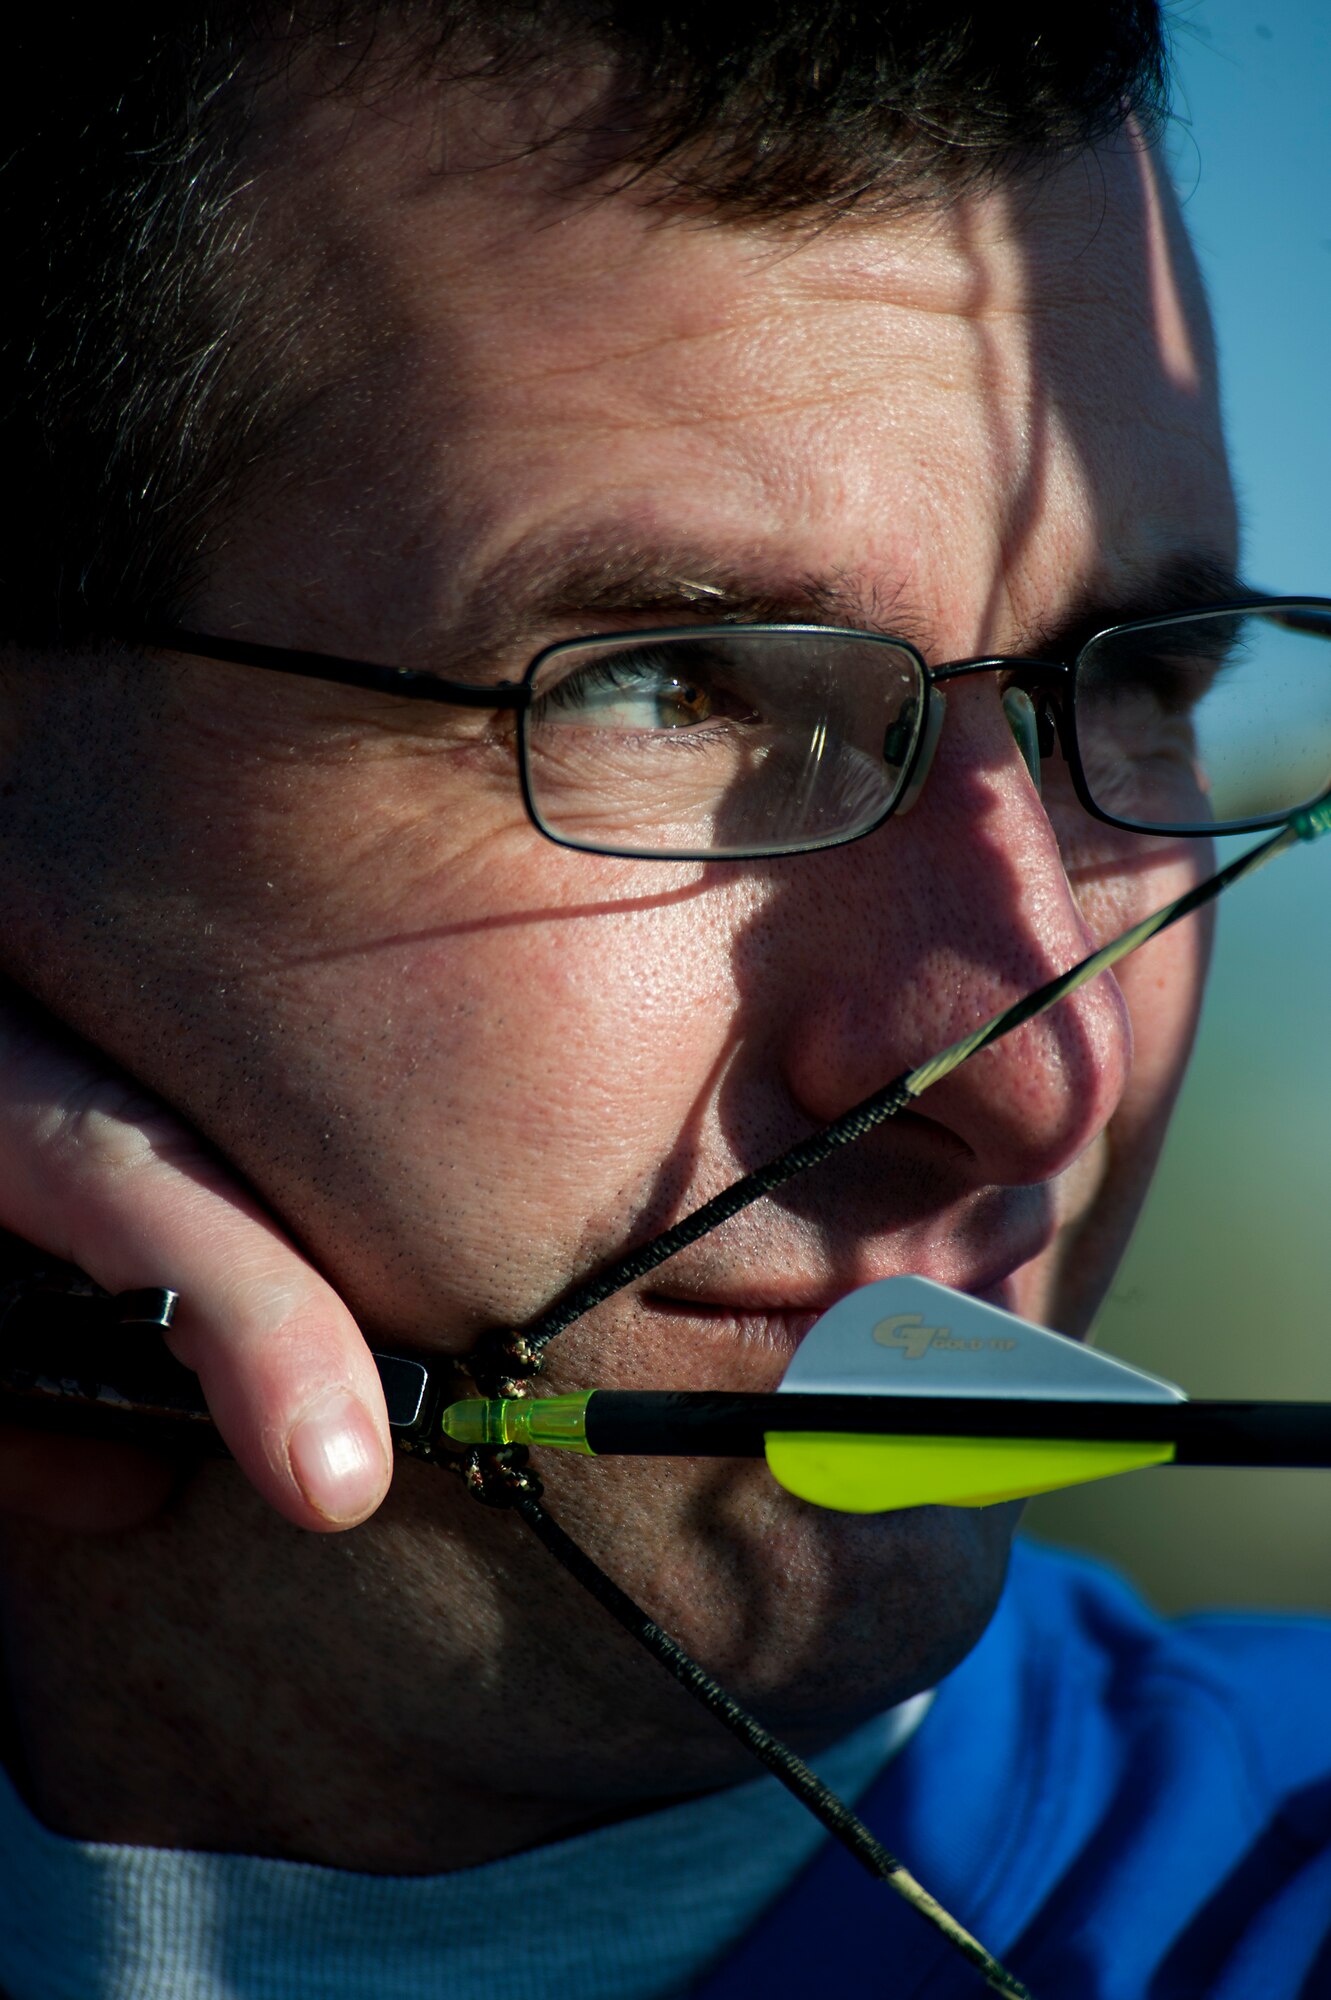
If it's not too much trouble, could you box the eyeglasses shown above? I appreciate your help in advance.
[127,597,1331,861]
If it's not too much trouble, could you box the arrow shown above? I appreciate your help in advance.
[439,1278,1331,1512]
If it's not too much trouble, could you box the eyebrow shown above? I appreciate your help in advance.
[434,536,934,677]
[430,533,1250,680]
[1022,550,1252,659]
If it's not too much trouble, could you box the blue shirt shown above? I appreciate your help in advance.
[697,1540,1331,1997]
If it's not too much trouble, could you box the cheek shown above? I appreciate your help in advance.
[1111,881,1212,1136]
[1055,816,1212,1105]
[218,822,755,1328]
[1040,833,1212,1333]
[378,903,738,1174]
[1046,769,1214,1083]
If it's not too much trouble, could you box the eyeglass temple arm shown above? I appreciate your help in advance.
[116,624,528,710]
[1264,606,1331,639]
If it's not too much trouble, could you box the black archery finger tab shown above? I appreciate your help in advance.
[0,1228,181,1344]
[372,1352,431,1430]
[111,1287,179,1331]
[2,1277,179,1344]
[0,1275,219,1446]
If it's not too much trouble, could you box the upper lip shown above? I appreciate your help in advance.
[628,1148,1080,1324]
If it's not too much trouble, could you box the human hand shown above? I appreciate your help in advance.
[0,986,392,1534]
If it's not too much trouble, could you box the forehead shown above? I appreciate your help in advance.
[224,93,1236,658]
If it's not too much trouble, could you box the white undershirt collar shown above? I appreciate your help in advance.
[0,1694,931,2000]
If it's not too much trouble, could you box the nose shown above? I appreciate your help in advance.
[774,678,1132,1187]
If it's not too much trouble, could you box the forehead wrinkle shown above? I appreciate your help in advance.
[410,293,956,462]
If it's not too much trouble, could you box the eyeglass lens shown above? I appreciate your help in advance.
[525,630,925,858]
[1076,603,1331,833]
[521,608,1331,858]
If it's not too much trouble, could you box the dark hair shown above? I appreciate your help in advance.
[2,3,1169,639]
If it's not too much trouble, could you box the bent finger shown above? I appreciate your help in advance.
[0,998,393,1532]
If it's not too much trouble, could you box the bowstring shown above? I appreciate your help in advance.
[461,805,1327,2000]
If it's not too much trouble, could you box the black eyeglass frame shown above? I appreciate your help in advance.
[117,595,1331,861]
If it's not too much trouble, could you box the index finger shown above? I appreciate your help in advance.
[1,1000,393,1531]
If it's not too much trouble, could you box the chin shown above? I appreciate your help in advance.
[553,1451,1021,1739]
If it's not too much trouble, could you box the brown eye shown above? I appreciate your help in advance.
[672,679,713,723]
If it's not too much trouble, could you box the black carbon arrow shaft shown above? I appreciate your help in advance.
[455,1388,1331,1468]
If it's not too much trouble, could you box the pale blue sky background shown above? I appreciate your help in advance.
[1027,0,1331,1606]
[1168,0,1331,588]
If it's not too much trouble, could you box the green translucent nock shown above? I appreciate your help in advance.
[442,1394,596,1454]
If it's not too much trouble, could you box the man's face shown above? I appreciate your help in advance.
[0,92,1234,1782]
